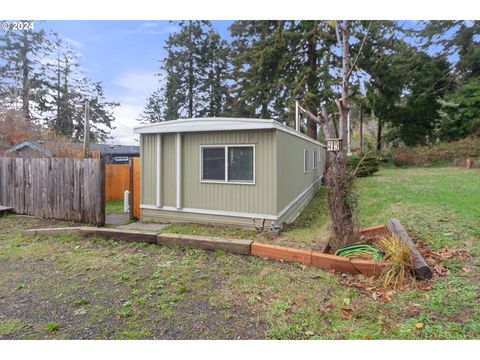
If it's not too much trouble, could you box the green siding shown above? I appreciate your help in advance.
[140,134,156,206]
[142,207,259,229]
[161,134,176,207]
[141,129,277,215]
[140,127,325,227]
[276,130,324,214]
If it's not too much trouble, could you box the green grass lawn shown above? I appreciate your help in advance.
[0,166,479,339]
[105,199,126,215]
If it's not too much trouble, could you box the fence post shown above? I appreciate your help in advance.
[98,158,106,226]
[128,157,134,220]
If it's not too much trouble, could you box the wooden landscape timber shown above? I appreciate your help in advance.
[386,218,433,280]
[21,221,427,278]
[157,233,253,255]
[0,205,13,216]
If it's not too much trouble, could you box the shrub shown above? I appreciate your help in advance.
[346,155,380,177]
[390,136,480,166]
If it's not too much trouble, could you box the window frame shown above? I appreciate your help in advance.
[313,149,318,170]
[304,148,309,173]
[200,144,256,185]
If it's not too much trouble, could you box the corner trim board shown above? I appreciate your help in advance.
[156,134,161,207]
[175,132,181,209]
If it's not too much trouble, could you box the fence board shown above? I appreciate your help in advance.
[0,157,105,225]
[105,163,130,201]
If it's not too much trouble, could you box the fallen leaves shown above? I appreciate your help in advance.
[415,322,424,330]
[341,308,353,320]
[339,275,398,302]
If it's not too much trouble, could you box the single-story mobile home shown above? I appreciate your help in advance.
[134,118,326,230]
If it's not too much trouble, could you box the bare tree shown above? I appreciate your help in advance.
[299,20,372,250]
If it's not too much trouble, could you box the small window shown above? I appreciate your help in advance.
[313,149,318,170]
[228,146,254,182]
[201,145,255,184]
[304,149,309,173]
[202,147,225,181]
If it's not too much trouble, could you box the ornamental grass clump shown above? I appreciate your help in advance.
[376,235,414,289]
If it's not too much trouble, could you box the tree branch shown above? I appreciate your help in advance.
[298,104,323,125]
[346,21,372,81]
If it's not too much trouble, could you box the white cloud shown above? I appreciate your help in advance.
[114,69,158,100]
[107,103,142,145]
[107,69,160,144]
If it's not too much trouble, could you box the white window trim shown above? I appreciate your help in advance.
[313,149,318,170]
[304,148,309,173]
[200,144,256,185]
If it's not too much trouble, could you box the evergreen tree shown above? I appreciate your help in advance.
[163,20,210,119]
[142,21,231,122]
[0,25,53,121]
[40,39,118,141]
[141,88,164,123]
[198,31,231,117]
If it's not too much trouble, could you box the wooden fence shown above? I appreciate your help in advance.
[0,157,105,225]
[105,164,130,201]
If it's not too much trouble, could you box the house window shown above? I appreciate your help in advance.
[313,149,318,170]
[304,148,309,173]
[201,147,225,181]
[228,146,254,182]
[201,145,255,184]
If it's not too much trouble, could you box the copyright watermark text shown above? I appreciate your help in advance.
[1,21,34,31]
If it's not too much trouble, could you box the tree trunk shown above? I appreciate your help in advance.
[305,26,318,140]
[187,21,194,118]
[338,21,351,152]
[359,104,363,152]
[21,34,30,120]
[376,113,382,151]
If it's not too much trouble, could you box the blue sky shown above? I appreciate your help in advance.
[37,20,234,145]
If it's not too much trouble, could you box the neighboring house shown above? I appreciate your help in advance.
[134,118,327,230]
[4,141,52,157]
[89,144,139,164]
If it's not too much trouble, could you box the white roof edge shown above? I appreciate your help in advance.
[134,118,326,147]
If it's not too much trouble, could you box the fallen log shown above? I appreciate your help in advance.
[386,219,432,280]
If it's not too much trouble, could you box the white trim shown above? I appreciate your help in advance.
[200,144,256,185]
[277,176,322,219]
[140,204,277,221]
[313,148,318,170]
[176,133,181,209]
[304,148,309,173]
[134,117,325,147]
[156,134,161,207]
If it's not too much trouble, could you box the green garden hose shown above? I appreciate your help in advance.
[335,243,385,261]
